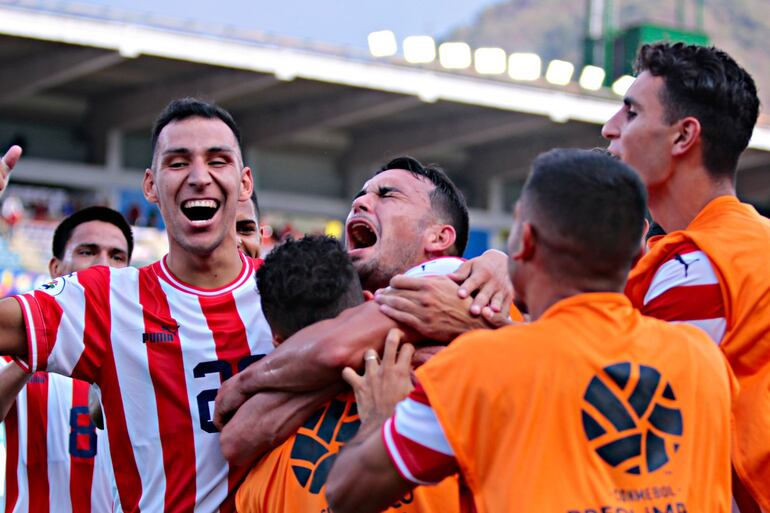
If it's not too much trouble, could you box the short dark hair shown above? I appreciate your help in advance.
[377,156,469,256]
[635,42,759,178]
[52,206,134,262]
[522,148,647,280]
[257,235,363,339]
[150,97,242,157]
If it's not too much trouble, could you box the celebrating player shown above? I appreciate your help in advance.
[236,190,261,259]
[326,148,735,513]
[603,42,769,511]
[0,205,132,513]
[235,235,459,513]
[216,156,513,460]
[0,98,275,512]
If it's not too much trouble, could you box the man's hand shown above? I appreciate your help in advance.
[375,274,507,342]
[0,146,22,197]
[214,373,249,431]
[450,249,513,319]
[342,329,414,425]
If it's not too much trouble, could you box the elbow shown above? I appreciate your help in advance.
[317,341,355,371]
[219,424,262,467]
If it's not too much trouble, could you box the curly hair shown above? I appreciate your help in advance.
[256,235,363,339]
[635,42,759,177]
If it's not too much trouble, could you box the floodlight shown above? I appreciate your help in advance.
[578,65,606,91]
[368,30,397,57]
[508,53,541,81]
[474,47,506,75]
[403,36,436,64]
[438,42,471,69]
[545,60,574,86]
[612,75,635,96]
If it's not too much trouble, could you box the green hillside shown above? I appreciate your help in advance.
[446,0,769,120]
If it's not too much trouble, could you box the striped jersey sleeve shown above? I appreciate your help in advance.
[381,382,458,485]
[641,241,726,344]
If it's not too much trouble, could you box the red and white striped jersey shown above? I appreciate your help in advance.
[12,255,274,513]
[2,359,113,513]
[639,240,726,343]
[382,383,457,485]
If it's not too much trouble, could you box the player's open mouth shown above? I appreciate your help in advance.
[181,199,220,223]
[346,219,378,250]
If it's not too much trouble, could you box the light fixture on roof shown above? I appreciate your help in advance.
[439,42,471,69]
[508,52,541,81]
[578,65,606,91]
[403,35,436,64]
[612,75,635,96]
[545,59,575,86]
[368,30,398,57]
[474,47,506,75]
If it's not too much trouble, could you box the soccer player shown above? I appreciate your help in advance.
[236,190,261,258]
[326,148,736,513]
[0,98,276,512]
[235,235,459,513]
[0,205,132,513]
[602,42,768,511]
[216,157,512,459]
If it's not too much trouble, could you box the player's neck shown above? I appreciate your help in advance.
[649,164,735,233]
[526,272,623,321]
[165,242,244,290]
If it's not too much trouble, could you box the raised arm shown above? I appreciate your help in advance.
[213,301,400,430]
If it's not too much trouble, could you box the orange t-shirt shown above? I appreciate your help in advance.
[417,293,735,513]
[236,390,459,513]
[626,196,770,509]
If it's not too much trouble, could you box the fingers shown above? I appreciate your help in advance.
[1,145,22,174]
[396,343,415,368]
[448,261,472,293]
[457,271,485,304]
[382,329,404,367]
[363,348,379,374]
[342,366,364,391]
[388,275,428,291]
[378,304,422,331]
[0,146,22,195]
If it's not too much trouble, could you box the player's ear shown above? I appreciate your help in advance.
[362,290,374,302]
[48,257,61,279]
[671,116,701,158]
[514,222,536,262]
[239,167,254,202]
[272,332,284,348]
[425,224,456,256]
[143,169,158,204]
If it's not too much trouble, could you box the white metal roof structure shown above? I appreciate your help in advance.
[1,0,769,232]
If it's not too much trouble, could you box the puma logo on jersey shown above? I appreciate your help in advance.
[674,253,700,278]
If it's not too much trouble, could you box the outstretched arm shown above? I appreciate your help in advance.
[213,301,401,430]
[0,361,30,420]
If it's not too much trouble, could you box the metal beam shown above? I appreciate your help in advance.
[89,70,277,132]
[241,90,421,147]
[0,47,123,104]
[346,111,554,168]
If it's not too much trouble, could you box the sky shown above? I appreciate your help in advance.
[78,0,504,50]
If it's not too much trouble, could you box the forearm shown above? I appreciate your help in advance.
[0,362,30,420]
[237,302,399,394]
[220,383,342,466]
[0,298,28,360]
[326,421,414,513]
